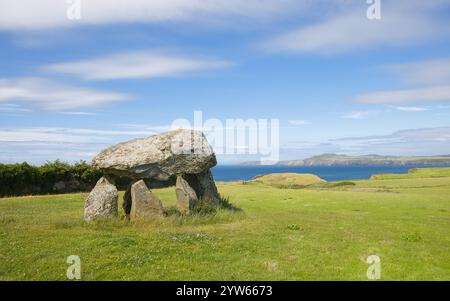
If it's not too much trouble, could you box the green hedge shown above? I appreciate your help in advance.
[0,160,130,197]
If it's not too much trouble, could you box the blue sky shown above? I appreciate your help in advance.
[1,0,450,164]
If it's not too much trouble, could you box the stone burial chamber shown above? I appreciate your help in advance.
[84,129,221,222]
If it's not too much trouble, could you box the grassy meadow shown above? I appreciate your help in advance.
[1,168,450,280]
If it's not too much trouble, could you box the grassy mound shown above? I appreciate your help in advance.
[252,173,326,188]
[371,167,450,180]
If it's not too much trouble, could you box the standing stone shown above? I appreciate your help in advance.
[84,176,118,222]
[196,170,220,205]
[176,176,198,213]
[130,180,164,220]
[123,183,133,221]
[184,170,220,205]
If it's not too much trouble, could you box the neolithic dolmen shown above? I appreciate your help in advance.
[84,129,220,222]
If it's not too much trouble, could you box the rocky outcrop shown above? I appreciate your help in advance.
[84,176,118,222]
[92,129,217,181]
[175,176,199,212]
[130,180,165,220]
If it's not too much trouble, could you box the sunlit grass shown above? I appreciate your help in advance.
[1,169,450,280]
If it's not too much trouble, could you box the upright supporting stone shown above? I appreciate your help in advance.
[130,180,164,220]
[84,176,118,222]
[175,176,198,213]
[197,170,220,205]
[123,183,133,221]
[184,170,220,205]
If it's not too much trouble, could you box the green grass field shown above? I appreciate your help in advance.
[1,168,450,280]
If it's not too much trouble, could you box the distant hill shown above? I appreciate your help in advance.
[241,154,450,166]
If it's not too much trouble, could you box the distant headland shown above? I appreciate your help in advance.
[241,154,450,166]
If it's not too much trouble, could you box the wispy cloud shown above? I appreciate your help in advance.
[0,125,175,163]
[117,123,173,133]
[341,111,375,119]
[0,141,104,164]
[44,51,234,80]
[0,127,154,143]
[355,85,450,105]
[395,106,428,112]
[385,58,450,86]
[0,103,32,113]
[357,57,450,106]
[281,127,450,160]
[0,0,302,31]
[288,119,311,126]
[58,111,98,116]
[333,127,450,147]
[262,1,450,54]
[0,78,130,110]
[3,125,450,164]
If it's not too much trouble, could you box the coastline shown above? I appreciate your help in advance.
[211,164,450,182]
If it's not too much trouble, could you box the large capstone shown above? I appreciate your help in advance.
[130,180,165,220]
[84,176,118,222]
[92,129,217,181]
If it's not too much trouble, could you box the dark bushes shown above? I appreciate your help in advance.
[0,160,109,197]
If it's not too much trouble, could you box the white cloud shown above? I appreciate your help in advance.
[0,78,130,110]
[58,111,97,116]
[0,0,302,31]
[396,106,428,112]
[0,103,32,113]
[0,125,176,163]
[262,2,450,54]
[3,125,450,164]
[385,58,450,86]
[355,85,450,105]
[288,119,310,126]
[341,111,374,119]
[0,127,154,143]
[281,127,450,160]
[0,141,105,164]
[356,57,450,107]
[335,127,450,143]
[118,123,174,133]
[44,51,234,80]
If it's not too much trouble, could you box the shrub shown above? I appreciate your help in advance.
[401,232,423,242]
[287,224,301,231]
[330,181,356,187]
[308,181,356,189]
[164,206,182,217]
[165,196,241,218]
[217,196,242,212]
[0,160,104,197]
[191,198,218,216]
[275,184,307,189]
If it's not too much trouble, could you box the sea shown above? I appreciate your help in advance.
[211,165,450,182]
